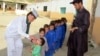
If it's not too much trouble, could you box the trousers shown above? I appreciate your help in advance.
[6,36,23,56]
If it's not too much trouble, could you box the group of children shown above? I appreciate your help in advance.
[30,17,67,56]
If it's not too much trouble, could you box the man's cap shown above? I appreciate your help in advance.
[32,8,38,18]
[70,0,83,4]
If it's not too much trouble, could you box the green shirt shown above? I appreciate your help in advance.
[32,45,41,56]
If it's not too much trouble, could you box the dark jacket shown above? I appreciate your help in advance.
[67,8,90,53]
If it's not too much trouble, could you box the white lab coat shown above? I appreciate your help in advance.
[5,16,30,56]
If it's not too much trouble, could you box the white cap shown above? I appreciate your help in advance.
[32,8,38,18]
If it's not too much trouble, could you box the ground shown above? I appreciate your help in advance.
[0,12,100,56]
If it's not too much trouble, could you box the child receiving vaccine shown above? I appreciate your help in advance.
[30,37,45,56]
[39,28,48,56]
[33,27,48,56]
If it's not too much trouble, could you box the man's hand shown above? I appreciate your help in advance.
[28,48,32,53]
[70,27,78,32]
[70,28,75,32]
[29,35,36,40]
[74,27,78,30]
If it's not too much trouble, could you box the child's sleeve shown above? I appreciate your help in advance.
[45,38,49,51]
[32,46,41,55]
[32,45,34,48]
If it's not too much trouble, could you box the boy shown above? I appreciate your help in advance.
[33,27,48,56]
[60,19,66,48]
[45,23,56,56]
[55,20,62,50]
[39,28,48,56]
[61,17,67,32]
[31,38,45,56]
[44,24,49,34]
[60,18,67,48]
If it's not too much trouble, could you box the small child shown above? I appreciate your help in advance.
[39,28,49,56]
[31,38,45,56]
[55,20,62,50]
[44,24,49,34]
[33,27,48,56]
[61,17,67,33]
[59,18,67,48]
[45,23,56,56]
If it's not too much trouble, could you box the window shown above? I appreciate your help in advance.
[60,7,66,14]
[43,6,47,11]
[21,5,24,10]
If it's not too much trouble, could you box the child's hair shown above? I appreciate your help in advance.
[39,28,45,33]
[54,20,58,23]
[56,20,61,24]
[61,17,67,22]
[31,39,33,42]
[50,20,56,25]
[40,38,45,46]
[49,23,55,30]
[44,24,49,28]
[49,23,55,27]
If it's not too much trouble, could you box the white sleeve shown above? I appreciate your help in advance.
[17,17,30,40]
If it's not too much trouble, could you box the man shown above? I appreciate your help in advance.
[67,0,90,56]
[5,9,38,56]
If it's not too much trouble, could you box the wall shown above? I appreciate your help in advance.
[86,0,92,14]
[95,0,100,17]
[92,0,100,45]
[26,0,92,23]
[93,18,100,45]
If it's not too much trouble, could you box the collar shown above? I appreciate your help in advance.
[78,7,84,13]
[26,16,31,24]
